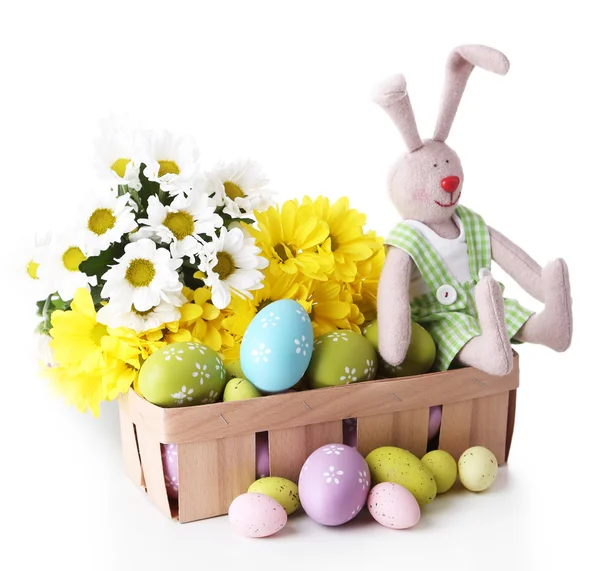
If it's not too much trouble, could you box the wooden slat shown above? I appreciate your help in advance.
[505,390,517,462]
[269,421,343,483]
[125,353,520,444]
[439,393,510,465]
[357,408,429,458]
[178,434,255,523]
[118,400,144,487]
[135,427,172,519]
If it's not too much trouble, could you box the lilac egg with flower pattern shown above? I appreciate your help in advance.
[298,443,370,526]
[240,299,313,393]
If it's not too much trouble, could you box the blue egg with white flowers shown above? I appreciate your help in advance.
[240,299,313,393]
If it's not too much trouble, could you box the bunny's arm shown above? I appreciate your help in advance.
[377,247,413,366]
[488,226,544,302]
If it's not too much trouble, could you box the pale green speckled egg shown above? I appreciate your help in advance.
[138,341,227,407]
[458,446,498,492]
[306,330,377,389]
[248,477,300,515]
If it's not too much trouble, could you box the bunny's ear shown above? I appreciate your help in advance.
[433,45,510,142]
[372,74,423,153]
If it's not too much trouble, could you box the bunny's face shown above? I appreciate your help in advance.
[388,140,463,223]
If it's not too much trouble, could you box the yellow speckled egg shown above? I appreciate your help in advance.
[248,477,300,515]
[421,450,457,493]
[365,446,437,506]
[458,446,498,492]
[223,378,261,401]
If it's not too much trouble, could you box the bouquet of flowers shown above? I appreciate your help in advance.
[27,120,384,416]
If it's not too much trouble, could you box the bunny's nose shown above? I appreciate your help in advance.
[440,176,460,193]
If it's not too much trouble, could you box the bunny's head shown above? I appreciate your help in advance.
[374,45,510,223]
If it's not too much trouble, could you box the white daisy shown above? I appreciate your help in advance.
[142,130,200,196]
[78,190,137,254]
[36,234,97,302]
[200,227,268,309]
[25,231,55,301]
[135,194,223,260]
[96,295,186,333]
[199,159,275,218]
[100,238,183,313]
[94,115,144,190]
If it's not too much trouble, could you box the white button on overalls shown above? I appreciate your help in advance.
[436,284,457,305]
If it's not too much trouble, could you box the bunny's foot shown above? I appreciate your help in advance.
[514,258,573,351]
[455,276,513,376]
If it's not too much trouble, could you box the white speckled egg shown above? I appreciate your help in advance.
[240,300,313,393]
[228,492,287,538]
[458,446,498,492]
[367,482,421,529]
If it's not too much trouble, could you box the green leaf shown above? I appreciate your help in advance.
[79,242,126,279]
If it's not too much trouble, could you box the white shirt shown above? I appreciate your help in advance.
[403,215,471,298]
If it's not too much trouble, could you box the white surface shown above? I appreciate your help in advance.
[1,1,598,569]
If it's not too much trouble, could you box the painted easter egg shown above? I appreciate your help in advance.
[256,431,270,479]
[367,482,421,529]
[306,330,377,389]
[421,450,457,493]
[240,299,313,393]
[161,443,179,500]
[223,378,262,401]
[458,446,498,492]
[428,405,442,440]
[343,418,358,449]
[138,341,227,407]
[224,359,245,380]
[248,477,300,515]
[365,446,437,506]
[298,443,371,526]
[228,492,287,538]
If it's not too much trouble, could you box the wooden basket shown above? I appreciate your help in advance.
[117,352,519,523]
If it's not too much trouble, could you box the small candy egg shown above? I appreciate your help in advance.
[458,446,498,492]
[240,300,313,393]
[223,378,261,401]
[307,330,377,389]
[228,492,287,538]
[161,443,179,500]
[248,477,300,515]
[299,443,371,526]
[421,450,457,493]
[255,432,270,478]
[428,405,442,440]
[367,482,421,529]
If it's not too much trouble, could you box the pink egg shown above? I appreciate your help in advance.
[428,405,442,440]
[228,492,287,538]
[161,443,179,500]
[367,482,421,529]
[343,418,357,448]
[256,432,270,478]
[298,443,370,526]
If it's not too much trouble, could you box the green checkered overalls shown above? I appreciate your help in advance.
[384,205,533,371]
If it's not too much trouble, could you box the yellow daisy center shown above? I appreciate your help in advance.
[88,208,116,236]
[111,158,130,178]
[27,260,39,279]
[223,181,245,200]
[164,211,194,240]
[62,247,86,272]
[213,252,236,280]
[158,160,180,177]
[125,258,156,287]
[91,323,107,346]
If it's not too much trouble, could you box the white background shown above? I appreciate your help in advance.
[1,1,597,569]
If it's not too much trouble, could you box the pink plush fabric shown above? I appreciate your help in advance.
[434,45,510,142]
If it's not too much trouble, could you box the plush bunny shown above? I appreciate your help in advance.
[374,45,573,376]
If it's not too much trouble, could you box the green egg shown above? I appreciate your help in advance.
[223,378,262,401]
[138,341,227,407]
[248,477,300,515]
[306,330,377,389]
[363,319,436,378]
[421,450,457,494]
[224,358,245,380]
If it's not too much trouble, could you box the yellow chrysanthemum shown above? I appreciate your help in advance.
[300,196,381,283]
[245,199,334,281]
[348,245,385,322]
[45,366,107,417]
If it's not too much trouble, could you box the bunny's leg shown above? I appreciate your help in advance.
[454,276,513,376]
[513,259,572,351]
